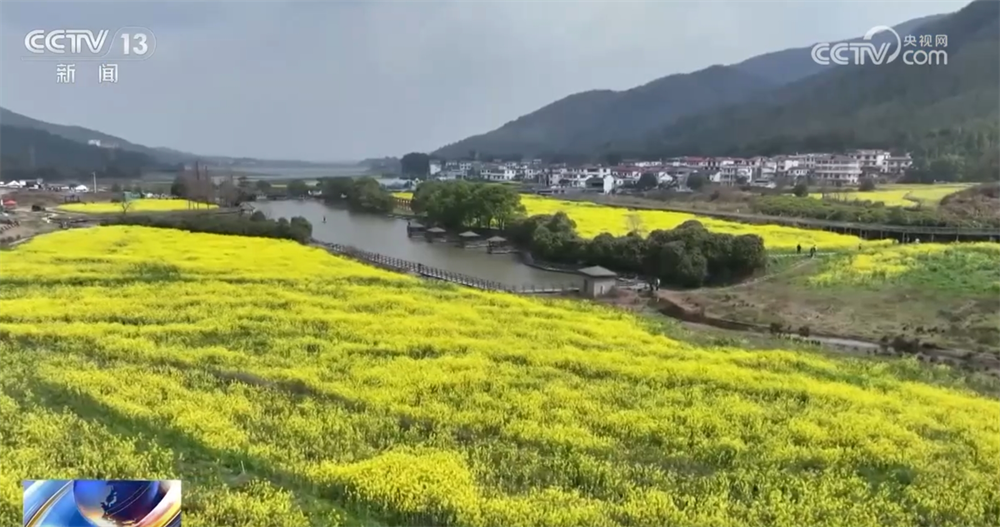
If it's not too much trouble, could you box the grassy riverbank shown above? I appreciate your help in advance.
[2,227,999,526]
[672,243,1000,353]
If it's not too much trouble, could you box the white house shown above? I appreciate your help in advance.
[849,149,890,173]
[813,155,862,185]
[719,165,753,186]
[586,175,617,194]
[481,166,517,182]
[429,160,442,176]
[886,154,913,174]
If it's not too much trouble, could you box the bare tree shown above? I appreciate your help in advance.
[217,179,240,207]
[119,199,134,215]
[176,167,216,208]
[626,213,645,236]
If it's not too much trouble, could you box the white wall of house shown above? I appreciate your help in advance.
[814,155,862,185]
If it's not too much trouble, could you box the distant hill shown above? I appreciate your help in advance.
[432,12,948,159]
[0,107,195,165]
[433,66,775,159]
[730,13,944,85]
[650,0,998,158]
[0,124,158,178]
[0,107,342,168]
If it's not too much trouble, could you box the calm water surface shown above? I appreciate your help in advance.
[256,200,579,288]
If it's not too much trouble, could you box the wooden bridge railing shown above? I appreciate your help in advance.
[317,241,580,294]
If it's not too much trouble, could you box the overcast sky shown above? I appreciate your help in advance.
[1,0,967,162]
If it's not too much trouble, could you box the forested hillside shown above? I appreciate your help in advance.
[649,0,999,179]
[432,12,952,160]
[0,125,161,180]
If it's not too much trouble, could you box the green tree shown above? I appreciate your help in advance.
[686,173,708,191]
[413,180,524,230]
[254,180,272,192]
[793,183,809,197]
[637,173,659,190]
[286,179,310,197]
[401,152,431,178]
[170,175,188,198]
[859,177,877,191]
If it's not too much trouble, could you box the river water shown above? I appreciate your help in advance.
[255,200,580,288]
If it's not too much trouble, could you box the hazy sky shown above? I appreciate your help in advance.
[1,0,967,162]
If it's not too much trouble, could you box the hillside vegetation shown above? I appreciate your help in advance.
[2,227,998,526]
[817,184,972,208]
[681,243,1000,352]
[651,0,999,168]
[432,14,944,160]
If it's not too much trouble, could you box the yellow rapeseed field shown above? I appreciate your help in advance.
[1,226,998,527]
[395,192,872,250]
[818,184,971,208]
[808,242,1000,295]
[57,198,217,213]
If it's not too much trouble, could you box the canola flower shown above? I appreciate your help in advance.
[1,226,999,527]
[57,198,217,213]
[816,184,971,208]
[808,242,1000,295]
[395,192,873,250]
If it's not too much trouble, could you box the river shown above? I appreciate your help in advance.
[254,200,580,288]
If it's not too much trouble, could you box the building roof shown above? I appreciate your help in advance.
[426,227,446,234]
[577,266,617,278]
[458,231,479,238]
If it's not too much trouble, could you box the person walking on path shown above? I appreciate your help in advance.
[796,243,802,255]
[809,246,816,258]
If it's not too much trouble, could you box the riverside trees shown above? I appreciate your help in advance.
[413,180,768,288]
[320,176,395,213]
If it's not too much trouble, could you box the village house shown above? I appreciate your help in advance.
[848,149,891,173]
[813,154,863,185]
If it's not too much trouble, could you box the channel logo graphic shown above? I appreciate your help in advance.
[23,480,181,527]
[22,28,157,61]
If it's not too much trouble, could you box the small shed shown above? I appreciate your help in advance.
[406,220,425,237]
[578,266,618,298]
[425,226,447,242]
[486,235,510,254]
[458,230,480,247]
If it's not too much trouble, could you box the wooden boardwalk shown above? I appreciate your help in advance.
[315,241,581,295]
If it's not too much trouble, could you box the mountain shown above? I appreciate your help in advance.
[0,107,195,165]
[730,13,945,85]
[0,108,346,168]
[434,66,775,160]
[432,12,948,159]
[0,124,158,178]
[650,0,999,157]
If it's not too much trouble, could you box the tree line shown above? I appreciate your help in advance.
[319,176,395,213]
[753,194,1000,228]
[411,180,768,288]
[101,211,313,244]
[507,213,766,288]
[411,180,525,230]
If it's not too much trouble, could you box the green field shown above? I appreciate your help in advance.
[680,243,1000,352]
[818,184,972,208]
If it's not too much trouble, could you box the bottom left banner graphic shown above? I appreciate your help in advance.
[23,479,181,527]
